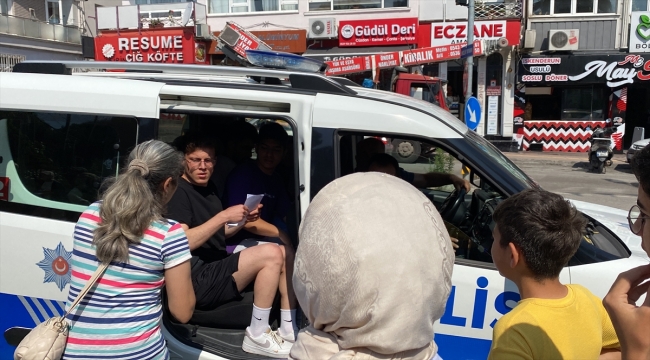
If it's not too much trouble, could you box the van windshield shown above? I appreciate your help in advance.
[466,131,537,189]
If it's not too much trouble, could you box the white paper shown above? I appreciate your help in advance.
[227,194,264,228]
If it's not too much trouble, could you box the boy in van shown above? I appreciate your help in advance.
[488,189,621,359]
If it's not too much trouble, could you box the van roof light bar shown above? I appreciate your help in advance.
[12,61,356,95]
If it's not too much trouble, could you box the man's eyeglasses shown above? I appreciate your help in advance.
[627,205,650,235]
[186,157,214,168]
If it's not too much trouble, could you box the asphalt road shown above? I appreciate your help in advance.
[505,152,638,211]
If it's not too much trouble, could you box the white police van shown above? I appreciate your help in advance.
[0,59,646,360]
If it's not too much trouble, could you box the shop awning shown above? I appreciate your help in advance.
[303,45,412,62]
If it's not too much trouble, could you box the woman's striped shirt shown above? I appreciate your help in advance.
[63,202,192,360]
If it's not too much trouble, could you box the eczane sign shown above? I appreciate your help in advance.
[431,20,520,47]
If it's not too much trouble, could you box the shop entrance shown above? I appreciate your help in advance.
[624,86,650,148]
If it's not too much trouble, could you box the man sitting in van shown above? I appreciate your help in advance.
[166,135,293,358]
[224,122,298,344]
[356,137,471,192]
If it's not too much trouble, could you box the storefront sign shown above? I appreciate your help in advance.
[402,44,461,66]
[630,12,650,52]
[374,52,400,68]
[210,30,306,54]
[325,56,372,76]
[339,18,418,47]
[94,29,198,64]
[431,20,520,47]
[519,54,650,87]
[486,86,501,96]
[232,29,260,58]
[487,96,499,135]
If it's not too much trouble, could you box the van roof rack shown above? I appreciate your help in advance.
[12,61,357,96]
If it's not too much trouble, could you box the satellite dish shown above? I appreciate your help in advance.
[181,8,191,26]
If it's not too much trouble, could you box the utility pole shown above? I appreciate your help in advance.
[465,0,475,102]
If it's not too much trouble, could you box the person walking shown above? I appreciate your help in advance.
[63,140,195,360]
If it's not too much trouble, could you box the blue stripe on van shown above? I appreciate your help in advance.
[436,333,492,360]
[0,293,45,360]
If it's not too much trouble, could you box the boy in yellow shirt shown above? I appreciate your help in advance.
[488,189,621,360]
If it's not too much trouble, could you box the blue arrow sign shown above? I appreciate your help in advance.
[461,44,474,59]
[465,97,481,131]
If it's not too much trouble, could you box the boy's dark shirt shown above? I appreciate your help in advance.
[225,161,290,244]
[166,177,227,262]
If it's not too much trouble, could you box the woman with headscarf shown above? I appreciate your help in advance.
[291,172,454,360]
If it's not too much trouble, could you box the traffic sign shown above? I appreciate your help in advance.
[461,44,474,59]
[465,96,481,131]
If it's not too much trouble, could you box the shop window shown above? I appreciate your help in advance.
[209,0,297,14]
[308,0,407,11]
[561,87,606,121]
[4,111,138,209]
[531,0,616,15]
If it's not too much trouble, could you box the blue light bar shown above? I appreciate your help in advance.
[245,50,327,73]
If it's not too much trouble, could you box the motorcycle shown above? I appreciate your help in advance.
[588,127,614,174]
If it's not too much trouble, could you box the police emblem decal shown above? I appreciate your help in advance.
[36,243,72,291]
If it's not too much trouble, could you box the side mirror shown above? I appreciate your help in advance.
[470,170,481,188]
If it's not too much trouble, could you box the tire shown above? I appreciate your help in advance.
[597,162,605,174]
[392,139,421,163]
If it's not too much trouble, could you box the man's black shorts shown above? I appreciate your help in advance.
[191,253,242,310]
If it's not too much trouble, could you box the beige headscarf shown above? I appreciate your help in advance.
[290,172,454,360]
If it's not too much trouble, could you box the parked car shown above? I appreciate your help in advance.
[627,138,650,163]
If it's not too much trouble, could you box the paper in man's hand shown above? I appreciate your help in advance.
[227,194,264,227]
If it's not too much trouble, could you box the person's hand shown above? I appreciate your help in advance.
[221,205,249,224]
[450,174,471,193]
[246,204,263,223]
[603,264,650,360]
[450,237,459,253]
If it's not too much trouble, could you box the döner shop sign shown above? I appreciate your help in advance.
[519,55,650,87]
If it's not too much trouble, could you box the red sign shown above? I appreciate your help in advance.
[402,44,462,66]
[431,20,520,47]
[339,18,419,47]
[325,57,372,76]
[374,52,400,69]
[228,24,261,58]
[95,28,199,64]
[0,177,9,201]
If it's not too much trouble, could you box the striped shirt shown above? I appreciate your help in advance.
[63,202,192,360]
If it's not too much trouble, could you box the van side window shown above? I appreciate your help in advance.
[1,111,138,213]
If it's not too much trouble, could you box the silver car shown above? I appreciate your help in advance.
[627,138,650,163]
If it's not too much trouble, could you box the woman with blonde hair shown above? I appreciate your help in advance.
[291,172,454,360]
[63,140,195,359]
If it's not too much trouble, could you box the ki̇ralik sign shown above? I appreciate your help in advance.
[94,28,201,64]
[519,55,650,88]
[630,12,650,52]
[338,18,418,47]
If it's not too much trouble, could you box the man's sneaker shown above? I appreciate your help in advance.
[242,327,291,358]
[278,331,296,352]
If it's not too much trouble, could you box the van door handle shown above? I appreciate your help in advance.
[299,184,305,193]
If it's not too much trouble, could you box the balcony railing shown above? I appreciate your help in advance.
[475,0,523,20]
[97,2,206,30]
[0,13,81,44]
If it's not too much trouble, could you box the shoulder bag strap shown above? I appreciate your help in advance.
[63,263,109,318]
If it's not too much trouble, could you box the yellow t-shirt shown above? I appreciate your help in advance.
[488,284,620,360]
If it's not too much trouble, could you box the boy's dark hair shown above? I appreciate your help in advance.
[174,133,216,155]
[492,188,587,280]
[632,144,650,195]
[258,122,288,147]
[368,153,399,173]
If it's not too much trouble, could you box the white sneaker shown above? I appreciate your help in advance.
[242,327,291,358]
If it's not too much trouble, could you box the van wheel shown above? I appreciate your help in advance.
[392,139,421,163]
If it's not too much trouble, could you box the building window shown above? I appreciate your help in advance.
[135,0,191,4]
[208,0,298,14]
[532,0,616,15]
[561,87,606,121]
[308,0,408,11]
[633,0,648,11]
[45,0,61,24]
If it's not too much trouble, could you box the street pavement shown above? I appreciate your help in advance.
[505,151,638,211]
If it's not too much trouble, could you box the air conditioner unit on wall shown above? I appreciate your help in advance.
[308,18,336,39]
[195,24,211,40]
[548,29,580,51]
